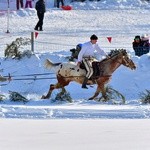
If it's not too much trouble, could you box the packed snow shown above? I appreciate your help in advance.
[0,0,150,149]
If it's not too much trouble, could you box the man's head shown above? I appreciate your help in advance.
[134,35,141,43]
[90,34,98,44]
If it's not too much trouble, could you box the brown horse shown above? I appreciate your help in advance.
[42,49,136,100]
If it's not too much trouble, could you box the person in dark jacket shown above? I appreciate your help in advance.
[56,0,64,8]
[133,35,150,57]
[132,35,143,57]
[34,0,46,31]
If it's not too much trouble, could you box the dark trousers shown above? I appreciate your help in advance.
[25,1,32,8]
[57,0,64,8]
[16,0,24,10]
[35,12,44,31]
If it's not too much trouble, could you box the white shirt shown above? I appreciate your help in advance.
[77,41,107,62]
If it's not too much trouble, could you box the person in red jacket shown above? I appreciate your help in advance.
[16,0,24,10]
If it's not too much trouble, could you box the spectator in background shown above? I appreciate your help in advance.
[132,35,150,57]
[25,0,33,8]
[34,0,46,31]
[132,35,142,57]
[56,0,64,8]
[141,34,150,55]
[16,0,24,10]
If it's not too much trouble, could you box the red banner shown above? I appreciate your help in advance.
[107,37,112,43]
[35,32,38,39]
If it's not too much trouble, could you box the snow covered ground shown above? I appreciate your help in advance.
[1,119,150,150]
[0,0,150,149]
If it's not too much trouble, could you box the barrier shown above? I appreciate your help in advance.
[0,31,149,57]
[31,32,144,54]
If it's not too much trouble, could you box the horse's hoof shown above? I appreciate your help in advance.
[88,97,93,100]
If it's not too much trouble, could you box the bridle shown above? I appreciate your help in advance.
[102,49,135,70]
[122,55,133,67]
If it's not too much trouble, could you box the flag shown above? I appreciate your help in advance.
[35,32,38,39]
[107,37,112,43]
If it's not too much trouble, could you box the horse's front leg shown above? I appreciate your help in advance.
[88,86,101,100]
[99,86,108,101]
[89,77,109,101]
[41,83,61,99]
[102,87,107,100]
[89,83,107,100]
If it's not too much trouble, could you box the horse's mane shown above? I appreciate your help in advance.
[99,49,127,63]
[108,49,127,57]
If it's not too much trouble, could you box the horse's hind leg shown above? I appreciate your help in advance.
[41,83,62,99]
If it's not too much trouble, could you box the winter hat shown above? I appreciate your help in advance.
[134,35,140,40]
[141,34,149,41]
[90,34,98,40]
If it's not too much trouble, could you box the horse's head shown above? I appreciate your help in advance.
[108,49,136,70]
[121,49,136,70]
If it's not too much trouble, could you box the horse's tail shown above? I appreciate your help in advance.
[44,59,61,70]
[44,59,54,69]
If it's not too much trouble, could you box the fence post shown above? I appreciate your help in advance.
[31,32,34,52]
[6,0,10,33]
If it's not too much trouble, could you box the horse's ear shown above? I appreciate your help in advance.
[123,49,127,53]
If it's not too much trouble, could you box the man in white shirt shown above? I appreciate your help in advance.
[77,34,107,89]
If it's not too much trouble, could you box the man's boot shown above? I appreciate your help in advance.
[82,77,88,89]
